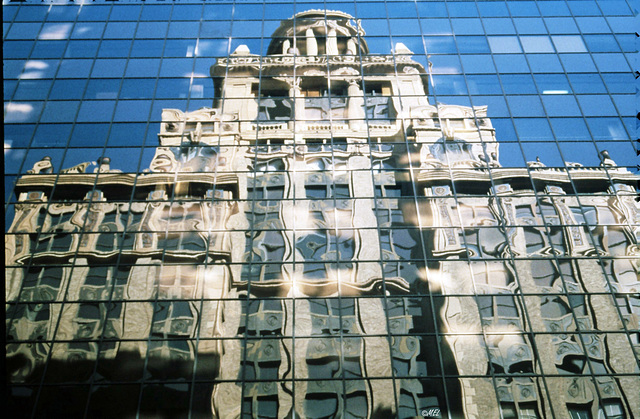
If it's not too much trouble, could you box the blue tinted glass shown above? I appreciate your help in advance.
[196,39,230,57]
[98,40,132,58]
[109,5,142,21]
[13,80,51,100]
[159,58,195,77]
[3,5,18,22]
[549,118,590,140]
[544,18,580,34]
[65,40,100,58]
[386,2,417,18]
[40,101,80,123]
[77,5,111,22]
[3,41,33,59]
[559,142,599,166]
[113,100,151,122]
[500,74,536,94]
[520,36,554,53]
[131,40,166,58]
[534,74,571,93]
[477,2,509,17]
[598,1,633,15]
[155,78,191,99]
[551,35,587,52]
[31,40,67,59]
[77,101,116,122]
[583,35,620,52]
[104,21,137,39]
[21,149,65,176]
[522,142,563,166]
[20,59,59,79]
[391,36,425,54]
[606,17,635,34]
[576,17,610,34]
[140,5,173,21]
[538,1,571,16]
[493,54,529,73]
[107,123,149,147]
[69,123,110,147]
[513,118,554,141]
[601,74,633,94]
[125,59,162,78]
[567,74,606,93]
[261,3,294,19]
[577,95,617,116]
[474,96,509,117]
[120,79,157,99]
[171,4,204,21]
[455,36,490,54]
[451,18,484,35]
[507,1,540,17]
[611,95,633,116]
[488,36,521,53]
[465,75,502,94]
[150,100,188,121]
[136,22,169,39]
[419,19,452,35]
[71,22,105,39]
[541,95,582,117]
[415,2,448,18]
[559,54,597,72]
[200,21,232,38]
[6,22,42,40]
[46,5,79,21]
[168,21,200,39]
[513,18,547,34]
[4,123,36,149]
[459,55,496,74]
[360,19,388,36]
[499,142,526,166]
[432,75,467,95]
[91,59,127,79]
[4,80,18,100]
[568,1,601,16]
[15,7,48,21]
[429,55,462,74]
[587,118,628,140]
[615,34,634,52]
[423,36,457,54]
[389,19,421,36]
[490,118,517,140]
[57,59,92,79]
[32,123,73,146]
[49,80,86,100]
[365,36,392,54]
[482,18,516,34]
[507,96,545,117]
[592,53,631,72]
[85,79,120,99]
[528,54,564,73]
[446,2,478,17]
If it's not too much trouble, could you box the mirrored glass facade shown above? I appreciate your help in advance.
[4,1,639,418]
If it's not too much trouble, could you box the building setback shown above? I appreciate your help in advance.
[5,5,640,419]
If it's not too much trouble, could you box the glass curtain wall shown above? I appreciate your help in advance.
[4,0,638,418]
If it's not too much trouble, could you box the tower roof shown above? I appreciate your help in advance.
[266,10,369,55]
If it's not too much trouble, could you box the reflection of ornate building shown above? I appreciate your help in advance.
[5,10,639,419]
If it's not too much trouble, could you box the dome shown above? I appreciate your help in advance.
[266,10,369,56]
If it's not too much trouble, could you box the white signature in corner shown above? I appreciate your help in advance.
[421,408,441,417]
